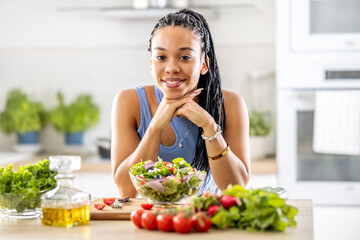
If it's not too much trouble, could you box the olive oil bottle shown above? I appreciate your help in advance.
[41,156,90,227]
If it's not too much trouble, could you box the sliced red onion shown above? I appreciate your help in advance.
[183,174,195,183]
[143,161,154,169]
[146,181,165,193]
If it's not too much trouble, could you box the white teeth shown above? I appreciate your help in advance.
[166,81,180,84]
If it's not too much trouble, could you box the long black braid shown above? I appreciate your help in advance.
[148,9,226,173]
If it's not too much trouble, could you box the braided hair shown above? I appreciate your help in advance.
[148,9,226,173]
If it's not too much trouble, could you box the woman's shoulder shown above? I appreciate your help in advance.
[222,89,246,107]
[114,85,155,102]
[112,85,156,115]
[113,88,138,107]
[221,89,249,130]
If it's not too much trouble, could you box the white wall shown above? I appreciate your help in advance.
[0,0,276,154]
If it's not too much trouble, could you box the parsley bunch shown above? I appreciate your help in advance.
[192,185,298,232]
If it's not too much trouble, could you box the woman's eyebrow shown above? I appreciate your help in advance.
[153,47,166,51]
[153,47,195,52]
[179,47,195,52]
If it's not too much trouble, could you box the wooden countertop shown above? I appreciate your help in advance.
[0,199,313,240]
[0,154,277,174]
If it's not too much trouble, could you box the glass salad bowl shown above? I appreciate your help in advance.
[0,159,57,219]
[129,158,207,205]
[0,192,43,219]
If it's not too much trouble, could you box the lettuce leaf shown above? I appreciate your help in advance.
[0,159,57,211]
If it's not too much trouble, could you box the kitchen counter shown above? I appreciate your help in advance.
[0,153,277,174]
[0,199,313,240]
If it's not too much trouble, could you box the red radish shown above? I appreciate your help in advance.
[220,195,237,210]
[207,205,220,216]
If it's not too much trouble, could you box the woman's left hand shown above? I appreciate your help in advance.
[174,99,213,128]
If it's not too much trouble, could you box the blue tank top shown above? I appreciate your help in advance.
[134,86,219,194]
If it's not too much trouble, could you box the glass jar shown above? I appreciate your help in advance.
[41,156,90,227]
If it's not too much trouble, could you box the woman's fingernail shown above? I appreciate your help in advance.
[197,88,204,92]
[190,93,196,97]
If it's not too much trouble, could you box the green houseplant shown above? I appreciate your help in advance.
[49,92,99,145]
[249,111,271,136]
[249,111,272,160]
[0,89,45,144]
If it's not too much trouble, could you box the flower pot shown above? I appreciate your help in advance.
[17,131,39,144]
[65,131,84,145]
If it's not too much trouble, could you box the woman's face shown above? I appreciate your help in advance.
[150,26,205,100]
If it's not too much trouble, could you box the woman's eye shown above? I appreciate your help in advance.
[179,56,191,60]
[155,56,166,60]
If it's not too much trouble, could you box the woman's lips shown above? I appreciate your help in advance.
[162,78,185,88]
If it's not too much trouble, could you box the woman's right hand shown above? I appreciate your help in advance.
[150,88,202,131]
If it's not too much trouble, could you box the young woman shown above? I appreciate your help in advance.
[111,9,250,197]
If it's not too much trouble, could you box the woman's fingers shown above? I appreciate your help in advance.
[153,88,203,130]
[189,88,203,98]
[173,88,203,106]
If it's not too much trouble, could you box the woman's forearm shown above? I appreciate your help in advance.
[203,121,250,190]
[209,151,250,190]
[113,125,162,197]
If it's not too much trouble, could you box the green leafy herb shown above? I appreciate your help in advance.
[0,159,57,212]
[249,111,271,136]
[0,89,46,134]
[48,92,99,133]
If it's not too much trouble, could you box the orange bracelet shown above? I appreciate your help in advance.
[208,144,230,161]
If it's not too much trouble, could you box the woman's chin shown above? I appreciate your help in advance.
[163,92,185,100]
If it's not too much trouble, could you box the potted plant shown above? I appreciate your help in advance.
[249,111,272,160]
[48,92,99,145]
[0,89,45,145]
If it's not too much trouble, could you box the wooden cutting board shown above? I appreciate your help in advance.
[90,198,146,220]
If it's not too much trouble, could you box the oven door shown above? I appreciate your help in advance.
[291,0,360,51]
[277,90,360,205]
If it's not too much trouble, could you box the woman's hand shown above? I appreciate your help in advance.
[174,98,214,129]
[150,88,203,131]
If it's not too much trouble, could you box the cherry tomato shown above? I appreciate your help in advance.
[192,212,212,232]
[169,167,175,174]
[130,209,145,228]
[141,211,158,230]
[94,203,106,210]
[156,213,173,232]
[173,212,193,234]
[103,198,115,206]
[140,203,154,210]
[164,162,172,167]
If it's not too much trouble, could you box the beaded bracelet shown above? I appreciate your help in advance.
[208,144,230,161]
[201,124,222,142]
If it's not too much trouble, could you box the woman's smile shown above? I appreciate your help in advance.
[162,77,186,88]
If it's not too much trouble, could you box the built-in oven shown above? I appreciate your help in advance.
[291,0,360,51]
[277,89,360,205]
[277,0,360,205]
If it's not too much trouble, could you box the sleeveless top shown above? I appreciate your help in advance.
[134,85,220,194]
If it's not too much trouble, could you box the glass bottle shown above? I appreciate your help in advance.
[41,155,90,227]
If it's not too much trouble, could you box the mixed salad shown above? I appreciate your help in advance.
[129,158,206,204]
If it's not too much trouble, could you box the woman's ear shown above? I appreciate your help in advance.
[150,58,152,72]
[200,57,209,75]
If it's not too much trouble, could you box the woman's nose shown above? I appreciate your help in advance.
[165,59,180,73]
